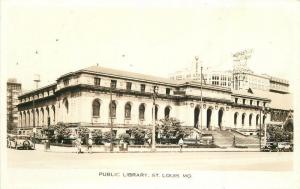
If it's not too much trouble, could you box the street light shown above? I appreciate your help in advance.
[109,84,114,152]
[259,106,270,150]
[151,86,159,152]
[32,75,40,149]
[263,107,270,147]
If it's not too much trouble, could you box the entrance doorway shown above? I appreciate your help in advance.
[194,106,200,128]
[206,108,212,129]
[155,105,158,120]
[218,108,224,129]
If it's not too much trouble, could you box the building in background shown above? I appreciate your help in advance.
[170,51,289,94]
[7,78,22,132]
[169,57,232,88]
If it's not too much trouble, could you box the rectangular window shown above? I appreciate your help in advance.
[263,102,266,107]
[111,80,117,89]
[63,78,69,86]
[141,84,146,93]
[126,82,132,91]
[243,99,246,105]
[235,98,238,104]
[166,88,171,95]
[94,78,101,86]
[250,100,253,105]
[257,101,260,106]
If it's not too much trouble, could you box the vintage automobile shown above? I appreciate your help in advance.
[277,142,292,152]
[261,142,277,152]
[8,135,35,150]
[7,134,16,148]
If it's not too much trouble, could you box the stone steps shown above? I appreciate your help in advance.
[203,130,259,147]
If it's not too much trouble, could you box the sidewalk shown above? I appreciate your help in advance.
[36,144,260,153]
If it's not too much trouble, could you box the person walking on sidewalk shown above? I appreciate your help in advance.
[75,137,82,154]
[178,138,184,152]
[87,137,93,153]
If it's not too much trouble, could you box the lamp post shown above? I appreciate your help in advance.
[195,56,203,130]
[200,65,203,130]
[32,98,36,148]
[151,86,159,152]
[33,74,40,149]
[259,107,262,150]
[263,107,270,147]
[259,106,270,150]
[109,85,113,152]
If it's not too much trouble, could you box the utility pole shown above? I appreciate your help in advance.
[110,85,113,152]
[32,74,40,149]
[263,107,269,147]
[151,86,158,152]
[200,65,203,130]
[195,56,203,130]
[259,107,262,151]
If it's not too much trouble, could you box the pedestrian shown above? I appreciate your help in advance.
[87,137,93,153]
[147,138,151,146]
[76,137,82,154]
[178,138,184,152]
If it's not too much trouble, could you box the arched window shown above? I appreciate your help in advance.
[41,108,44,126]
[125,102,131,119]
[46,106,50,126]
[249,114,253,126]
[256,115,259,126]
[109,100,117,118]
[92,99,100,117]
[36,109,39,126]
[63,98,69,114]
[23,112,26,127]
[164,106,171,119]
[139,104,145,120]
[27,111,30,126]
[234,112,238,125]
[51,105,55,123]
[263,115,266,125]
[242,113,246,126]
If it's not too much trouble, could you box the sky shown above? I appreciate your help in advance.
[2,0,300,91]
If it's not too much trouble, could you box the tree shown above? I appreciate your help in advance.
[46,122,72,143]
[284,119,293,132]
[267,125,292,142]
[102,131,116,143]
[92,129,102,144]
[130,127,148,145]
[77,127,90,144]
[119,133,131,144]
[157,117,192,140]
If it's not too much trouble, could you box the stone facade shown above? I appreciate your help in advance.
[17,66,274,136]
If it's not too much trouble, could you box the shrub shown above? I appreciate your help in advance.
[102,131,116,143]
[130,128,147,145]
[92,129,102,144]
[45,123,72,143]
[157,117,192,141]
[119,133,131,144]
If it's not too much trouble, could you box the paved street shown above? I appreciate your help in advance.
[7,146,293,171]
[6,148,295,189]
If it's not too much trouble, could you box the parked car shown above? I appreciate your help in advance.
[7,134,16,148]
[262,142,281,152]
[277,142,292,152]
[8,135,35,150]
